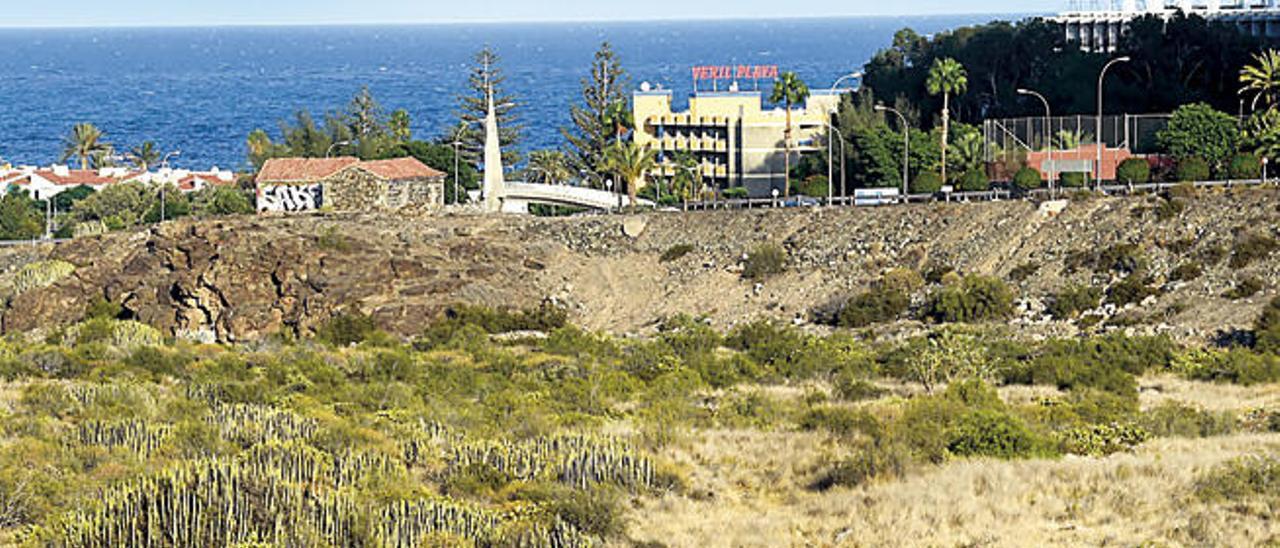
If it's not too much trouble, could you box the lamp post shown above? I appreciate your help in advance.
[325,140,353,158]
[451,140,462,205]
[1264,157,1270,185]
[1096,56,1131,191]
[830,71,863,95]
[821,123,847,206]
[1017,89,1054,194]
[606,179,617,212]
[158,150,181,223]
[876,105,911,200]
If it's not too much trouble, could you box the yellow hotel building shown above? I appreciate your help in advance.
[633,82,845,197]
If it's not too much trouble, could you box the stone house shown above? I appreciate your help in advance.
[255,156,445,213]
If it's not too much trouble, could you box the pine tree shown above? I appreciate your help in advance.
[562,42,631,187]
[455,46,524,167]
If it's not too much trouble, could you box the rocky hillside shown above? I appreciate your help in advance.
[4,188,1279,343]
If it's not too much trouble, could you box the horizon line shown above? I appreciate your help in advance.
[0,11,1047,31]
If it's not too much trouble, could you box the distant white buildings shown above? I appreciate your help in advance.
[1057,1,1280,51]
[0,164,236,201]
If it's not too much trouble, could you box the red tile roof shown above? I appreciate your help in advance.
[43,169,143,186]
[256,157,361,183]
[256,156,444,184]
[5,169,143,187]
[356,157,446,181]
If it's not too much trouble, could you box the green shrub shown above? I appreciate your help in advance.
[1169,262,1203,282]
[797,176,829,198]
[880,268,925,294]
[1194,456,1280,502]
[832,374,888,402]
[1175,157,1210,182]
[910,172,944,194]
[1257,297,1280,355]
[84,298,124,321]
[799,406,881,439]
[1228,153,1262,180]
[1108,274,1160,307]
[1153,197,1187,221]
[1139,401,1237,438]
[1016,335,1176,397]
[659,244,695,263]
[958,170,989,192]
[947,409,1052,459]
[1230,233,1278,268]
[1008,262,1040,283]
[314,312,378,346]
[742,243,787,281]
[1115,158,1150,185]
[1223,276,1264,300]
[1012,167,1042,191]
[1048,285,1103,320]
[1182,348,1280,385]
[1059,172,1087,188]
[1057,423,1149,456]
[925,275,1015,323]
[811,440,911,490]
[722,187,749,199]
[1166,182,1199,200]
[838,288,909,328]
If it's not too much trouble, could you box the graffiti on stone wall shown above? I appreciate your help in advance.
[259,185,323,212]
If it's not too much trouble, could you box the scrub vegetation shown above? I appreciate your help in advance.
[0,303,1277,546]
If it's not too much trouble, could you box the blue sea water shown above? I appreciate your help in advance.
[0,16,996,170]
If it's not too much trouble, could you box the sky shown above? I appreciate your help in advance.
[4,0,1061,27]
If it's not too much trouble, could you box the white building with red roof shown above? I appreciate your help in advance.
[255,156,445,213]
[0,165,237,201]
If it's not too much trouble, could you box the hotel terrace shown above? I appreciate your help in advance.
[633,66,847,198]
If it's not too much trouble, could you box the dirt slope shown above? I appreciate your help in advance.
[4,188,1279,342]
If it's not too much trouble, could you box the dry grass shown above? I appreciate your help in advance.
[628,432,1280,547]
[1140,374,1280,413]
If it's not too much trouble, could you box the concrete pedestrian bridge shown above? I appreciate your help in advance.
[498,182,653,213]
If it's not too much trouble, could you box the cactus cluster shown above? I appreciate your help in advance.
[62,319,164,348]
[13,259,76,294]
[37,456,593,547]
[208,403,319,447]
[74,420,171,457]
[446,434,655,491]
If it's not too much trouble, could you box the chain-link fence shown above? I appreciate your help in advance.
[982,114,1171,163]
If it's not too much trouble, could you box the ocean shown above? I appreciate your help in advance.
[0,16,999,170]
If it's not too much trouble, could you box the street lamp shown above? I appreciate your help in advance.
[1263,157,1270,185]
[158,150,182,223]
[451,140,462,205]
[822,122,847,205]
[606,179,617,212]
[1096,56,1131,190]
[326,140,353,158]
[1017,88,1054,194]
[830,71,863,95]
[876,104,911,200]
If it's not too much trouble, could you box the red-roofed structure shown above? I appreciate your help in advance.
[255,156,445,213]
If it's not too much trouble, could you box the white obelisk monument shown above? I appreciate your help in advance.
[482,75,504,213]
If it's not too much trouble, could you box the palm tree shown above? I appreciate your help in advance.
[128,141,162,171]
[770,72,810,198]
[604,141,657,208]
[61,123,111,170]
[527,150,573,185]
[602,100,634,143]
[926,58,968,183]
[1241,49,1280,112]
